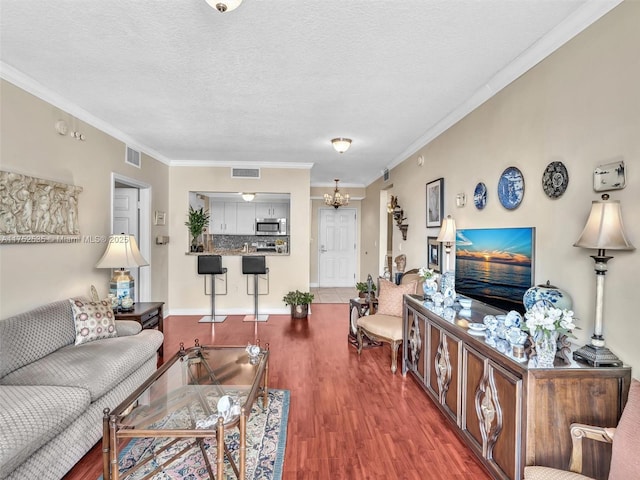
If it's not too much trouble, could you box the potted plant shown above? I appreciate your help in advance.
[283,290,314,319]
[355,281,376,298]
[185,206,210,252]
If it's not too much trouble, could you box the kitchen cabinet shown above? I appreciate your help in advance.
[255,202,288,219]
[209,201,237,234]
[402,294,631,480]
[236,203,256,234]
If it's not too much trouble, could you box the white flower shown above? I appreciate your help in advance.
[418,267,435,281]
[523,303,576,337]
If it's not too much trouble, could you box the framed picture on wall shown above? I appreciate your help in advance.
[426,177,444,227]
[427,236,442,272]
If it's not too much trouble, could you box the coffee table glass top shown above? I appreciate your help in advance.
[113,345,268,432]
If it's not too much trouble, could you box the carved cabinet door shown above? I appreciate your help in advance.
[462,346,523,480]
[427,324,461,424]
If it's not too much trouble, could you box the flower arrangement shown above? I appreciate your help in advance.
[522,302,576,338]
[418,267,435,281]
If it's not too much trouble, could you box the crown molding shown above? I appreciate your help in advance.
[169,159,314,169]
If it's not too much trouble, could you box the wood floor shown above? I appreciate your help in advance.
[64,304,491,480]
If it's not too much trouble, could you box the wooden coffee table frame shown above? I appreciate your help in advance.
[102,341,269,480]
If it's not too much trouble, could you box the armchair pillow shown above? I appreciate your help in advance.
[376,278,417,318]
[608,378,640,479]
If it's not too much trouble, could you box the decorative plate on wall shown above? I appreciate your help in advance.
[473,182,487,210]
[497,166,525,210]
[542,161,569,198]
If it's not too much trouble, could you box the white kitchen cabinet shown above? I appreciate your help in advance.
[209,201,237,234]
[255,202,288,219]
[236,203,256,234]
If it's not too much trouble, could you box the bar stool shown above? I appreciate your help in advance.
[242,256,269,322]
[197,255,227,323]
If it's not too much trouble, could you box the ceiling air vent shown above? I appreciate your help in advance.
[125,146,141,168]
[231,167,260,179]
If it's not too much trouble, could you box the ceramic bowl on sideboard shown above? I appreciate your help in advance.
[458,297,472,309]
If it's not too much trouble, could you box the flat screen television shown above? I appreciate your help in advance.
[455,227,535,313]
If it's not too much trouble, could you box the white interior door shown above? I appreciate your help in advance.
[318,208,356,287]
[113,187,140,299]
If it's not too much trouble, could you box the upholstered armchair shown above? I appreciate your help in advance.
[356,277,417,373]
[524,378,639,480]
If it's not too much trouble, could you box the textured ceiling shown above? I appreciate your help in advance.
[0,0,619,187]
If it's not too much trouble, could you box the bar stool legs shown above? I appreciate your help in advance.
[242,256,269,322]
[197,255,227,323]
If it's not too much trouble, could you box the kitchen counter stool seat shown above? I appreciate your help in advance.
[198,255,227,323]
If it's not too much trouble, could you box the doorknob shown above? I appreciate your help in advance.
[320,245,327,253]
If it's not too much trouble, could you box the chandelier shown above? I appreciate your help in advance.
[324,179,350,209]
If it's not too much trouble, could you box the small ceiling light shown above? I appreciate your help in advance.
[331,138,352,154]
[241,193,255,202]
[205,0,243,13]
[324,179,350,209]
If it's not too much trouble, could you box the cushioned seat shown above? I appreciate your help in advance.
[0,385,91,479]
[356,278,417,373]
[524,378,640,480]
[0,330,163,401]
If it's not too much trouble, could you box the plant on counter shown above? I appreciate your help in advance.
[283,290,314,319]
[185,206,210,252]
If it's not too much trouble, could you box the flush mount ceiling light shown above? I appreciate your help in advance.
[324,179,350,209]
[241,193,255,201]
[205,0,243,13]
[331,138,352,154]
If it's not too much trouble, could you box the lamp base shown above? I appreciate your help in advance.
[573,344,623,367]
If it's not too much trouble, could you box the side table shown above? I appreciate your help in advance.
[115,302,164,356]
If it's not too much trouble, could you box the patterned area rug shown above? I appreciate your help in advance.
[100,389,289,480]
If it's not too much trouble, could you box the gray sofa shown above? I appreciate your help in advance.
[0,299,164,480]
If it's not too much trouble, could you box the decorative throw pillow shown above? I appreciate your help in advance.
[69,298,117,345]
[609,378,640,479]
[376,278,417,318]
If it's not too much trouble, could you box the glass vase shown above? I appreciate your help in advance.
[533,330,558,368]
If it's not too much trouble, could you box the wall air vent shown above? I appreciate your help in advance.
[125,146,141,168]
[383,168,390,182]
[231,167,261,179]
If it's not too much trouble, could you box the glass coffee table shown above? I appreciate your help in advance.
[103,340,269,480]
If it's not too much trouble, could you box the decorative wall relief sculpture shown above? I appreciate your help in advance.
[0,170,83,243]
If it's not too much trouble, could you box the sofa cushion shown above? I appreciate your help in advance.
[0,329,163,402]
[609,378,640,480]
[69,298,117,345]
[0,384,91,479]
[376,278,417,318]
[523,466,592,480]
[0,300,76,378]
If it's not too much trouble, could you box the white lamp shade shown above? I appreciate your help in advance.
[241,193,255,202]
[574,200,635,250]
[96,235,149,269]
[437,216,457,243]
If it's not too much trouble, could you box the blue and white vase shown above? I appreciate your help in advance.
[423,280,437,299]
[523,281,572,311]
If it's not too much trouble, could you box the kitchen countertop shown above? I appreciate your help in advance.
[185,249,288,256]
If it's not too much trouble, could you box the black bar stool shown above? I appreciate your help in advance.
[197,255,227,323]
[242,256,269,322]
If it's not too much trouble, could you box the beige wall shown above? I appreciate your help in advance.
[168,166,310,314]
[0,80,170,317]
[362,1,640,371]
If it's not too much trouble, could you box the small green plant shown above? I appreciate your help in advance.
[185,206,210,248]
[355,282,376,294]
[282,290,314,306]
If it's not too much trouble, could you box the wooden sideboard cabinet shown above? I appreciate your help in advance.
[402,294,631,480]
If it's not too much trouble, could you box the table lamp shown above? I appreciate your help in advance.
[573,194,634,366]
[96,234,149,310]
[437,215,457,296]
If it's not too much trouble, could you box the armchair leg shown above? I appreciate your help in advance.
[356,327,364,355]
[390,341,400,374]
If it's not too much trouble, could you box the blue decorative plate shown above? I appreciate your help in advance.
[473,182,487,210]
[497,166,524,210]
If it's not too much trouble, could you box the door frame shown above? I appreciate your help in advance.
[110,172,152,302]
[317,206,357,287]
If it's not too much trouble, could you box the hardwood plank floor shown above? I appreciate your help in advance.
[64,304,491,479]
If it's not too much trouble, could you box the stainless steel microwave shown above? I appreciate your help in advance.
[255,218,287,236]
